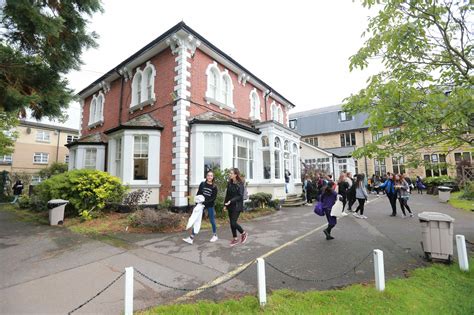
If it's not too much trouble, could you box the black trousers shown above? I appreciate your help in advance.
[228,209,244,238]
[348,196,356,210]
[387,193,397,215]
[355,198,366,215]
[398,198,412,215]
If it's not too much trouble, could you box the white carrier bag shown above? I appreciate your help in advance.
[186,195,205,234]
[330,195,346,218]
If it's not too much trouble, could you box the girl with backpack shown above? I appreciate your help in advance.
[183,171,218,245]
[224,168,248,247]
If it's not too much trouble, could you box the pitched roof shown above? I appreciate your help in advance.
[189,112,261,134]
[20,120,78,134]
[65,132,108,147]
[289,105,368,135]
[324,146,356,157]
[104,113,164,135]
[78,22,295,108]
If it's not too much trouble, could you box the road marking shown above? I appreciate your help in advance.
[176,195,381,301]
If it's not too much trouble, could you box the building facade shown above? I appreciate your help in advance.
[290,105,473,179]
[69,22,301,208]
[0,121,79,183]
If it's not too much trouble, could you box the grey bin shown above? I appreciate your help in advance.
[438,186,452,202]
[418,212,455,262]
[47,199,69,226]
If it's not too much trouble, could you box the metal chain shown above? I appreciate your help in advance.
[68,272,125,315]
[135,261,254,292]
[265,251,373,283]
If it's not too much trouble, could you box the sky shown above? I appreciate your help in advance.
[40,0,383,130]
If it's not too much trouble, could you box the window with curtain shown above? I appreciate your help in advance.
[204,133,222,178]
[134,135,148,180]
[115,138,122,178]
[84,149,97,169]
[274,137,281,179]
[233,136,254,179]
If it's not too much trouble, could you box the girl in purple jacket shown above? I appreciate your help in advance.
[321,181,338,240]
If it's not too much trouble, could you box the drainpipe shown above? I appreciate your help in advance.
[331,155,336,177]
[264,89,272,121]
[115,69,125,125]
[55,129,61,162]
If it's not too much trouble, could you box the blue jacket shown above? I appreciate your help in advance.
[379,179,395,194]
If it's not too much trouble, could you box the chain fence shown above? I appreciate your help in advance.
[135,261,255,292]
[68,272,125,315]
[265,251,373,283]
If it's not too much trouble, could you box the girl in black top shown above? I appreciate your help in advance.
[11,180,24,204]
[183,171,218,245]
[224,168,248,247]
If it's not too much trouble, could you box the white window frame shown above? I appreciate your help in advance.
[0,155,12,164]
[292,143,299,176]
[66,135,79,144]
[233,136,254,180]
[338,111,353,122]
[204,62,236,112]
[36,130,51,143]
[84,148,97,169]
[274,136,281,179]
[130,61,156,112]
[249,88,261,120]
[133,135,149,181]
[203,132,222,178]
[88,92,105,127]
[33,152,49,164]
[31,175,44,185]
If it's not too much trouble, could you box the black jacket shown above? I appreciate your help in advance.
[224,181,244,212]
[13,182,24,195]
[338,181,349,196]
[197,181,218,208]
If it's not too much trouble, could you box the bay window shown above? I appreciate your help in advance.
[204,132,222,177]
[233,136,254,180]
[134,135,148,180]
[84,149,97,169]
[115,138,122,178]
[274,137,281,179]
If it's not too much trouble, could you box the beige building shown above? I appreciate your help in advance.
[0,121,79,183]
[290,105,473,179]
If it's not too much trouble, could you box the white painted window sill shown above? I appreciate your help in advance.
[33,162,49,165]
[88,120,104,129]
[204,96,236,113]
[36,139,51,143]
[129,98,155,113]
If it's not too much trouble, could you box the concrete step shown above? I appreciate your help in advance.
[286,194,298,198]
[285,197,303,203]
[282,201,307,207]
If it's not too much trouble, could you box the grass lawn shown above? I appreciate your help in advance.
[140,258,474,315]
[449,192,474,212]
[0,204,49,224]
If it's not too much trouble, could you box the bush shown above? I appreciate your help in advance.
[211,168,231,218]
[268,199,282,210]
[38,162,68,179]
[249,192,272,208]
[122,189,151,212]
[128,208,183,232]
[18,195,30,209]
[461,181,474,200]
[33,169,127,218]
[424,175,455,186]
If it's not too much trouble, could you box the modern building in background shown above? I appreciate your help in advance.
[69,22,301,208]
[290,104,472,179]
[0,120,79,183]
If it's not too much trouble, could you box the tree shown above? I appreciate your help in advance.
[0,0,103,154]
[344,0,473,167]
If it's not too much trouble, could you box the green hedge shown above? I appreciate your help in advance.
[33,169,127,218]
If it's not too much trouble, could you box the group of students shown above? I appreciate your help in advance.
[182,168,248,247]
[308,171,417,240]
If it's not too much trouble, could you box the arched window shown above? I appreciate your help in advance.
[283,140,290,174]
[261,136,271,179]
[209,69,219,99]
[132,71,143,106]
[89,99,97,125]
[250,89,260,119]
[274,137,281,179]
[131,61,156,109]
[278,107,284,124]
[96,94,104,122]
[221,73,233,106]
[271,103,276,121]
[145,68,153,100]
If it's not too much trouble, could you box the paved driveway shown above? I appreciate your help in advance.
[1,194,473,314]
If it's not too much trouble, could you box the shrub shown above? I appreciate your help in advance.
[249,192,272,208]
[128,208,183,232]
[268,199,282,210]
[18,195,30,209]
[158,198,173,210]
[33,169,127,218]
[123,189,152,212]
[461,181,474,200]
[210,168,231,218]
[424,176,454,186]
[38,162,68,179]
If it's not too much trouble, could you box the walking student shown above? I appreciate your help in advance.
[304,175,313,205]
[416,176,425,194]
[320,181,338,240]
[378,173,398,216]
[337,173,349,212]
[224,168,248,247]
[183,171,218,245]
[395,174,414,218]
[353,174,369,219]
[11,180,24,204]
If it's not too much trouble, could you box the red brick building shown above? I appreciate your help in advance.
[68,22,301,208]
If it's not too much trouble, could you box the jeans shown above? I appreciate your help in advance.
[398,198,412,215]
[355,198,366,215]
[324,208,337,227]
[207,207,217,234]
[11,195,19,203]
[228,209,244,238]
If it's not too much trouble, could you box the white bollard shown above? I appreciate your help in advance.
[456,235,469,272]
[373,249,385,292]
[257,258,267,306]
[124,267,134,315]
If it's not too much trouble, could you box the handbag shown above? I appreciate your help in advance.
[330,197,344,218]
[313,201,324,216]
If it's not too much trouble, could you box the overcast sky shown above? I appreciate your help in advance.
[43,0,383,129]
